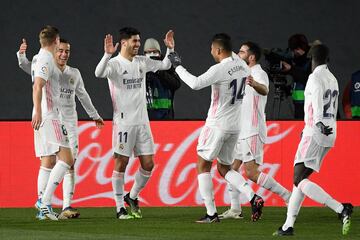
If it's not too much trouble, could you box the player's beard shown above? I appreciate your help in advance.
[128,45,139,57]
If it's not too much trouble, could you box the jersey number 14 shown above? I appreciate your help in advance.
[230,78,246,105]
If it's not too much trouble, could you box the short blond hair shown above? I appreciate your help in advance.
[39,25,59,46]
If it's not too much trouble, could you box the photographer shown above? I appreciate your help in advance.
[144,38,181,119]
[281,34,312,119]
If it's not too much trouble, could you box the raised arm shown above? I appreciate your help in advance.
[16,38,32,75]
[95,34,118,78]
[168,52,218,90]
[75,70,104,128]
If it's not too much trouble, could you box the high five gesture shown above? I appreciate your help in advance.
[164,30,175,49]
[104,34,119,55]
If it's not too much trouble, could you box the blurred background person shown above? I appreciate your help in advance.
[342,70,360,119]
[281,34,312,119]
[144,38,181,120]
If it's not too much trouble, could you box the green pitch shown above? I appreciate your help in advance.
[0,207,358,240]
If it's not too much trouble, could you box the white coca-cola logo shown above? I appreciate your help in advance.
[53,122,294,206]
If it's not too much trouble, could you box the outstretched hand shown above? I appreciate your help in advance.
[164,30,175,49]
[316,121,333,136]
[168,52,182,68]
[104,34,119,55]
[19,38,27,54]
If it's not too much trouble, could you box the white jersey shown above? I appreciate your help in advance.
[175,56,251,133]
[31,49,60,120]
[57,66,100,123]
[17,52,101,124]
[239,64,269,141]
[95,49,172,126]
[302,64,338,147]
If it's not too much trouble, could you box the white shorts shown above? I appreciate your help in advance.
[34,119,70,157]
[63,121,79,159]
[112,123,155,157]
[197,126,239,165]
[294,136,331,172]
[234,135,264,164]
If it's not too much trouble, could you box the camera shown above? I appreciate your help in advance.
[263,48,293,99]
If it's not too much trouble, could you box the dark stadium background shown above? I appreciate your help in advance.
[1,0,360,120]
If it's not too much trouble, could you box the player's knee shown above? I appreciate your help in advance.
[293,175,305,187]
[114,156,129,171]
[142,161,154,172]
[244,166,257,182]
[231,159,242,171]
[217,163,230,177]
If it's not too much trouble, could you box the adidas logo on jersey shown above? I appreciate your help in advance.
[123,70,128,75]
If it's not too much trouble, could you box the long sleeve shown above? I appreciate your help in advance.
[95,53,113,78]
[16,51,31,75]
[75,70,101,120]
[175,65,218,90]
[145,48,173,73]
[309,77,324,124]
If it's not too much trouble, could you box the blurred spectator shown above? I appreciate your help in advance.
[144,38,181,119]
[281,34,312,119]
[343,70,360,119]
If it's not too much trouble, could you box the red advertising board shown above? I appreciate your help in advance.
[0,121,359,208]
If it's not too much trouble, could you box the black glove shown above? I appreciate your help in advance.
[168,52,182,68]
[316,121,333,136]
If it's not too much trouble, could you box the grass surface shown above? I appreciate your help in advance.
[0,206,358,240]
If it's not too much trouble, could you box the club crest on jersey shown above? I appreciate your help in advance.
[119,144,124,150]
[41,66,48,74]
[69,78,75,85]
[139,69,143,74]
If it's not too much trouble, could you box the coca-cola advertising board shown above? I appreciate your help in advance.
[0,121,359,208]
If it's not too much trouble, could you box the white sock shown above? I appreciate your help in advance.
[112,171,125,212]
[62,169,75,210]
[129,168,151,200]
[282,186,305,230]
[257,172,291,202]
[298,179,343,213]
[198,172,217,216]
[228,183,241,211]
[37,166,51,200]
[42,160,70,205]
[225,170,254,202]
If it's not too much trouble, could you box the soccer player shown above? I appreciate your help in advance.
[95,27,174,219]
[17,38,104,219]
[273,44,353,236]
[31,25,74,220]
[168,33,265,223]
[219,42,291,220]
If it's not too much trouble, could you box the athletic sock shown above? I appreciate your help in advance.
[37,166,51,200]
[112,171,125,212]
[225,170,254,202]
[42,160,70,206]
[282,186,305,230]
[257,172,291,202]
[198,172,217,216]
[228,183,241,211]
[62,169,75,210]
[298,179,343,213]
[129,168,151,200]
